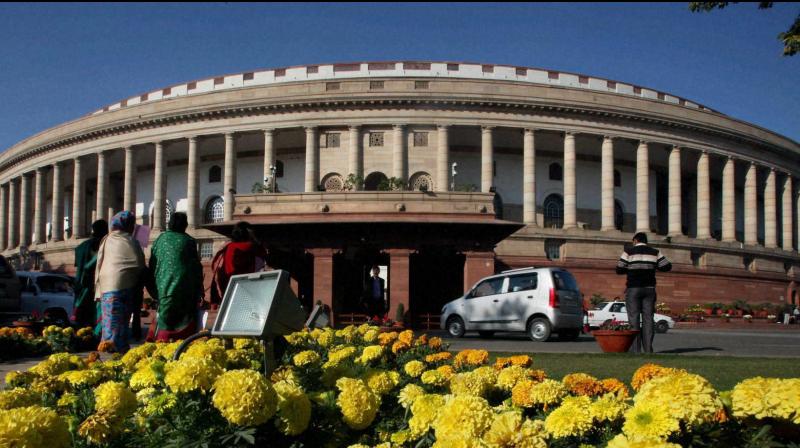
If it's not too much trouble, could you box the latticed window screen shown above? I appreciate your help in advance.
[199,241,214,260]
[545,240,562,260]
[325,133,340,148]
[413,132,428,147]
[369,132,384,147]
[205,196,224,223]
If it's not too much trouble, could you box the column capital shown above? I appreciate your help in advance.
[564,130,577,137]
[436,124,450,131]
[187,135,198,144]
[304,126,318,133]
[153,140,164,147]
[523,128,537,135]
[603,135,618,141]
[392,124,406,131]
[481,126,495,132]
[263,128,275,136]
[638,140,649,146]
[224,132,236,140]
[671,145,681,151]
[348,125,360,132]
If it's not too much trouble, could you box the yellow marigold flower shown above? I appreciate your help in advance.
[271,365,301,386]
[391,429,413,445]
[483,411,548,448]
[336,377,381,430]
[183,339,227,367]
[0,405,71,448]
[622,402,680,442]
[78,412,123,445]
[450,369,495,397]
[135,387,157,405]
[60,369,104,389]
[316,328,335,347]
[409,394,446,439]
[57,392,78,409]
[631,363,684,391]
[563,372,605,397]
[30,353,85,376]
[398,329,414,345]
[398,384,425,409]
[544,395,594,439]
[600,378,630,399]
[232,336,259,350]
[432,435,485,448]
[433,395,493,440]
[325,346,358,366]
[437,365,456,379]
[225,349,253,369]
[425,351,452,364]
[590,393,629,422]
[77,327,93,338]
[731,377,800,424]
[634,371,723,428]
[164,357,222,394]
[511,379,566,410]
[496,366,545,392]
[357,345,384,364]
[152,341,182,360]
[293,350,322,367]
[142,392,177,417]
[274,381,311,436]
[129,363,160,391]
[404,360,426,378]
[453,349,489,369]
[283,331,310,346]
[212,369,277,427]
[363,328,379,343]
[365,369,401,395]
[30,376,68,395]
[421,370,448,387]
[607,434,682,448]
[0,388,39,410]
[377,331,398,346]
[94,381,137,418]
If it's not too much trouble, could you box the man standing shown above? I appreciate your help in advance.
[365,265,385,321]
[616,232,672,353]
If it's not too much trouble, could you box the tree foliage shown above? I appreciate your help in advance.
[689,2,800,56]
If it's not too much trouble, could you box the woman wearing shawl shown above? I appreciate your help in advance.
[72,220,108,333]
[94,211,146,353]
[209,221,267,307]
[148,212,203,342]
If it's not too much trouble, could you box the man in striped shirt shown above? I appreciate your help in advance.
[616,232,672,353]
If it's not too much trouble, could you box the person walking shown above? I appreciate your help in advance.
[94,211,147,353]
[148,212,204,342]
[72,220,108,331]
[615,232,672,353]
[209,221,267,307]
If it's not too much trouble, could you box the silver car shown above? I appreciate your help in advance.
[17,271,75,326]
[440,267,584,342]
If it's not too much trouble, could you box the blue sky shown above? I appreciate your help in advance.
[1,2,798,151]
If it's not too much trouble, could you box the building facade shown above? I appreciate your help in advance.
[1,61,798,324]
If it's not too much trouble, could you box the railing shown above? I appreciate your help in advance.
[414,313,442,331]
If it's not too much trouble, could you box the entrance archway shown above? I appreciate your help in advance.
[364,172,388,191]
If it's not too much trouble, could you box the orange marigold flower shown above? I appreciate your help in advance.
[428,337,443,350]
[563,373,605,397]
[86,352,102,365]
[453,349,489,369]
[398,330,414,345]
[494,355,533,370]
[378,332,398,346]
[97,340,117,353]
[392,341,411,354]
[600,378,629,399]
[436,365,455,380]
[425,352,453,364]
[631,363,684,391]
[414,334,428,346]
[528,369,547,382]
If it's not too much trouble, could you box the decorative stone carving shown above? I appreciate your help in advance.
[409,172,433,192]
[319,204,330,213]
[322,173,345,192]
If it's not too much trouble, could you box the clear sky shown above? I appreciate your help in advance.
[1,2,798,152]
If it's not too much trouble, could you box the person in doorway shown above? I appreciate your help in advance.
[148,212,204,342]
[615,232,672,353]
[94,211,147,353]
[364,265,386,321]
[73,220,108,331]
[209,221,267,307]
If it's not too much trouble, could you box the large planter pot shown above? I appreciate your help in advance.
[592,330,640,353]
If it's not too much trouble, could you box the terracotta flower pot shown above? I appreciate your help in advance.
[592,330,640,353]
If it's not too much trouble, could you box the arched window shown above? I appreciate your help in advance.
[364,172,388,191]
[614,200,625,231]
[204,196,224,224]
[208,166,222,183]
[543,194,564,229]
[549,163,563,181]
[614,170,621,188]
[321,173,345,192]
[409,172,433,191]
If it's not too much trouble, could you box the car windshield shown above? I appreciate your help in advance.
[593,302,609,310]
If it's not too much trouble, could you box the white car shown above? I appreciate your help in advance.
[587,301,675,333]
[17,271,75,326]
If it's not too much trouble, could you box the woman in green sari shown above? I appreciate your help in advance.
[148,212,204,341]
[72,220,108,334]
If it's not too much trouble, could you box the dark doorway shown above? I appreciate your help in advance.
[409,250,465,319]
[333,247,389,313]
[266,248,313,310]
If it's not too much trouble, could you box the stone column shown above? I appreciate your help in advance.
[51,163,63,242]
[72,157,85,239]
[523,129,537,226]
[722,157,736,242]
[7,179,17,249]
[481,126,494,193]
[392,125,407,183]
[386,249,411,322]
[781,175,793,251]
[96,151,107,228]
[310,248,335,326]
[123,146,136,212]
[463,251,495,294]
[563,132,577,229]
[223,133,237,221]
[304,127,318,192]
[744,162,758,245]
[19,174,32,246]
[152,142,165,231]
[601,136,615,231]
[348,126,361,187]
[263,129,274,184]
[34,168,46,244]
[764,168,777,248]
[187,137,199,229]
[436,125,449,191]
[667,146,682,236]
[0,184,7,250]
[696,151,711,239]
[636,141,650,233]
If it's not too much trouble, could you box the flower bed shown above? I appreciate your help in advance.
[0,326,95,361]
[1,325,798,447]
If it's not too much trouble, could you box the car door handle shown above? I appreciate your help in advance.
[527,295,533,299]
[493,299,499,303]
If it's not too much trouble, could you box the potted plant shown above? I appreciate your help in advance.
[592,319,640,353]
[732,299,751,317]
[393,303,405,328]
[656,302,672,316]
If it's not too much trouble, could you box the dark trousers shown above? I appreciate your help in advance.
[368,299,385,318]
[625,287,656,353]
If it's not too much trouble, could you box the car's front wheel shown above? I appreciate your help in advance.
[446,316,466,338]
[527,317,551,342]
[656,320,670,333]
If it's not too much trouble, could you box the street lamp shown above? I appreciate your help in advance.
[269,164,278,193]
[450,162,458,191]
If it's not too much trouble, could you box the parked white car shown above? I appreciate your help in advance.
[17,271,75,326]
[440,267,584,342]
[587,301,675,333]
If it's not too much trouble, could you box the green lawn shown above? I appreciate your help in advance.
[489,352,800,391]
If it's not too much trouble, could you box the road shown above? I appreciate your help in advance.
[439,328,800,358]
